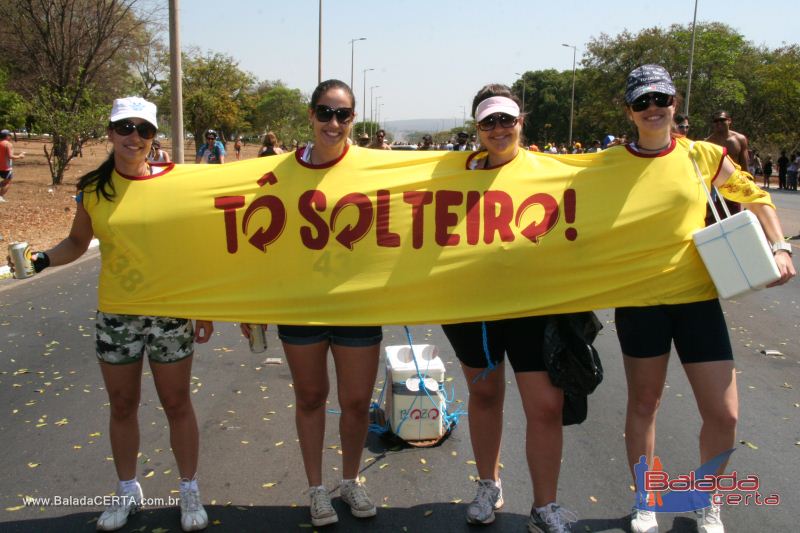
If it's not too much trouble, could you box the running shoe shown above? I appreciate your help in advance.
[180,486,208,531]
[466,478,504,524]
[309,486,338,527]
[631,507,658,533]
[527,502,577,533]
[696,503,724,533]
[340,479,377,518]
[96,481,143,531]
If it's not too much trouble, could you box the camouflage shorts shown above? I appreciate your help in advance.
[95,311,194,364]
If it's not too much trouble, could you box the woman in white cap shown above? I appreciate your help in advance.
[22,97,213,532]
[617,65,794,533]
[441,84,576,533]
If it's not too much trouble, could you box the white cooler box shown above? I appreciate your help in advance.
[693,210,780,299]
[384,344,446,442]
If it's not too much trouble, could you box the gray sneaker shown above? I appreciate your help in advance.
[631,507,658,533]
[340,479,376,518]
[466,478,504,524]
[527,502,577,533]
[309,486,338,527]
[96,481,143,531]
[179,486,208,531]
[695,502,723,533]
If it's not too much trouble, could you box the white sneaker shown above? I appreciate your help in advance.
[466,478,504,524]
[0,196,6,203]
[339,479,376,518]
[180,486,208,531]
[696,503,724,533]
[309,486,338,527]
[528,502,577,533]
[631,508,658,533]
[96,481,143,531]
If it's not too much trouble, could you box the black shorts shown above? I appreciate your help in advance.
[442,316,549,373]
[0,170,12,182]
[615,299,733,363]
[277,325,382,347]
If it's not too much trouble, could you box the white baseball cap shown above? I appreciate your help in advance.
[109,96,158,129]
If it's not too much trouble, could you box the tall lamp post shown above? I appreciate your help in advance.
[369,85,380,131]
[458,105,466,128]
[168,0,184,162]
[373,95,383,137]
[317,0,322,84]
[514,72,526,115]
[685,0,699,115]
[562,43,577,147]
[362,67,374,133]
[349,37,366,89]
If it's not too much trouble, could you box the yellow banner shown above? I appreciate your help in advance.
[83,138,766,325]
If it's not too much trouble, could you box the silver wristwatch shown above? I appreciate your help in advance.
[771,241,793,256]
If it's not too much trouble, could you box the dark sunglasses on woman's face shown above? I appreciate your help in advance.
[677,124,690,130]
[478,113,518,131]
[314,105,354,123]
[629,92,674,112]
[111,120,157,140]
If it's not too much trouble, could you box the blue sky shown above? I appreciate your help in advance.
[179,0,796,122]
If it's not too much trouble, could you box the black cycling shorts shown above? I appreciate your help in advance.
[615,299,733,363]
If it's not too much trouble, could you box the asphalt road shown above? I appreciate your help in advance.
[1,189,798,532]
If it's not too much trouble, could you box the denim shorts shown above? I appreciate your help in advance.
[95,311,194,364]
[276,325,383,347]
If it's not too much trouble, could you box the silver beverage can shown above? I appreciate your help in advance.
[248,324,267,353]
[9,242,35,279]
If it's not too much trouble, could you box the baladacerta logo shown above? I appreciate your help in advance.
[634,448,780,512]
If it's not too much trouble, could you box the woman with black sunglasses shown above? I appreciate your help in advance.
[18,97,213,532]
[241,79,380,527]
[617,65,795,533]
[440,84,577,533]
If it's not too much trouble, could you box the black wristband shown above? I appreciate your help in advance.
[32,252,50,273]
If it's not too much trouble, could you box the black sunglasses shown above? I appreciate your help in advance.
[629,93,674,112]
[478,113,518,131]
[314,105,354,123]
[677,124,690,130]
[111,120,157,140]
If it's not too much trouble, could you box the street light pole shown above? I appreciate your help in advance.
[373,96,383,137]
[317,0,322,84]
[369,85,379,129]
[168,0,184,162]
[685,0,699,115]
[458,106,466,128]
[362,67,374,133]
[349,37,366,90]
[562,43,577,147]
[514,72,526,115]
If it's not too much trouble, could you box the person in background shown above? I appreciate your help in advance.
[195,130,225,164]
[762,156,773,188]
[617,64,794,533]
[257,131,285,157]
[673,113,690,138]
[10,97,213,532]
[356,132,370,147]
[777,150,789,189]
[418,134,434,150]
[234,136,243,160]
[0,128,25,202]
[147,139,171,164]
[369,129,391,150]
[453,131,471,151]
[242,79,380,528]
[442,83,577,533]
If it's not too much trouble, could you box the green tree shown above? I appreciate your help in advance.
[177,51,255,145]
[0,69,27,132]
[253,84,311,146]
[0,0,150,184]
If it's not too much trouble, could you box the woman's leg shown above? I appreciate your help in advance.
[683,361,738,470]
[461,363,506,481]
[151,356,199,479]
[100,361,144,481]
[515,371,563,507]
[622,354,670,478]
[283,341,331,486]
[330,343,381,479]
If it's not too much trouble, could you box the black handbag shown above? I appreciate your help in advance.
[542,312,604,425]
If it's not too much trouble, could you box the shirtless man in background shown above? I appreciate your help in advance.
[706,110,750,170]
